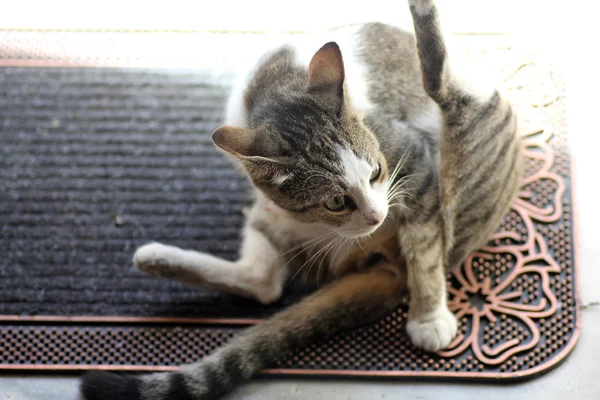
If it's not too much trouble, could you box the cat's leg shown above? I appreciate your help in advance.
[133,223,285,304]
[401,2,459,352]
[400,220,457,352]
[81,263,406,400]
[408,0,522,265]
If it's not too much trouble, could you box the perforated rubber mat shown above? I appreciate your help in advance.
[0,30,579,380]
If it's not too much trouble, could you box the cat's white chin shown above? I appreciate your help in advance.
[336,223,383,239]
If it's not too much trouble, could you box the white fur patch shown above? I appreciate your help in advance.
[337,146,388,235]
[337,146,372,188]
[408,100,443,134]
[224,71,248,127]
[448,52,496,104]
[406,303,458,351]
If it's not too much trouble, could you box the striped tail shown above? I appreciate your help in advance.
[80,266,405,400]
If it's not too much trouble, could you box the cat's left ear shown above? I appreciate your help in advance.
[212,125,281,160]
[308,42,345,113]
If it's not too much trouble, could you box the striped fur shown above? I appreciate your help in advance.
[81,0,523,398]
[407,1,521,266]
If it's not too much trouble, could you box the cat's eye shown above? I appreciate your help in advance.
[324,196,346,212]
[370,163,381,182]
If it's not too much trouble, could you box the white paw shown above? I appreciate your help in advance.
[133,242,182,278]
[406,306,457,352]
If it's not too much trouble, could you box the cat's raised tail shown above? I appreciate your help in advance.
[79,265,405,400]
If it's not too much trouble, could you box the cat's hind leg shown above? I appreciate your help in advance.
[408,0,522,264]
[133,223,286,304]
[404,0,522,351]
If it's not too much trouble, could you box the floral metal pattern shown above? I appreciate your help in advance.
[442,129,564,365]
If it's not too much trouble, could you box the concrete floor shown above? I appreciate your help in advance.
[2,1,599,399]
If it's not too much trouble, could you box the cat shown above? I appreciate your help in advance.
[80,0,523,398]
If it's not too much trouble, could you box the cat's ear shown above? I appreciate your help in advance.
[308,42,345,112]
[212,125,281,160]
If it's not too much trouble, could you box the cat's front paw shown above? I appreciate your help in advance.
[406,306,457,352]
[133,242,182,278]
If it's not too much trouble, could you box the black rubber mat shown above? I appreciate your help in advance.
[0,67,310,319]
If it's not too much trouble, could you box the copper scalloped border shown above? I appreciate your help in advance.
[0,30,581,381]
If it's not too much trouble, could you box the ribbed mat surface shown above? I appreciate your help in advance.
[0,31,580,379]
[0,67,310,318]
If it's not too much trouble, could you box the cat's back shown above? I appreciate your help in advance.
[355,23,440,130]
[225,22,439,132]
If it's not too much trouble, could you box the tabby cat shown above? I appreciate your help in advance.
[80,0,522,398]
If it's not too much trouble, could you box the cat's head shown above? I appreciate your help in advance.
[213,42,389,238]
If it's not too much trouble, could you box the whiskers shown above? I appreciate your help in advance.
[387,175,418,211]
[305,235,346,286]
[282,232,336,280]
[386,147,410,189]
[283,232,335,286]
[385,149,419,212]
[284,233,358,288]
